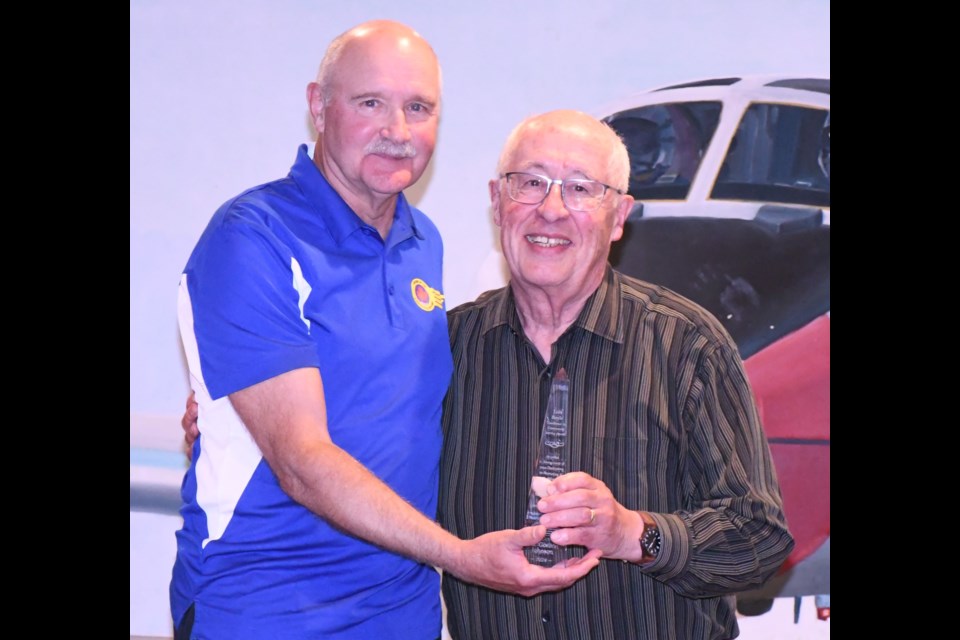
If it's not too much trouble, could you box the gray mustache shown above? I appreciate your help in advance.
[365,138,417,158]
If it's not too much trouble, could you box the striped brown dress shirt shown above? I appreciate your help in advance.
[439,267,794,640]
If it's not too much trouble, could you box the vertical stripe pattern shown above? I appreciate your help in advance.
[439,267,794,640]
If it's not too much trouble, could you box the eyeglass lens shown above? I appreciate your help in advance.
[506,173,606,211]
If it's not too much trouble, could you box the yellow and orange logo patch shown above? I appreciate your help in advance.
[411,278,445,312]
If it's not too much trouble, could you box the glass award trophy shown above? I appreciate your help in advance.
[524,367,570,567]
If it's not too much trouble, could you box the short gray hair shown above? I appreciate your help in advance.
[496,111,630,193]
[315,28,353,101]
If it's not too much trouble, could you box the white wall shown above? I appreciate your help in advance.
[130,0,830,427]
[130,1,829,635]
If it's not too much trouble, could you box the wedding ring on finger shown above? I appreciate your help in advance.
[588,508,596,525]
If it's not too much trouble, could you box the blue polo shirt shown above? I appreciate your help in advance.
[172,144,453,639]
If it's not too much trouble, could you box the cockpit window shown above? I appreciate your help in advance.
[604,101,722,200]
[712,104,830,208]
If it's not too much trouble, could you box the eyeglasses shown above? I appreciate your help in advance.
[501,172,624,212]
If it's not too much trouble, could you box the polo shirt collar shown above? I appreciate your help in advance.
[288,144,424,246]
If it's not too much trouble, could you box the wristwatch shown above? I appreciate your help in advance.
[638,512,661,564]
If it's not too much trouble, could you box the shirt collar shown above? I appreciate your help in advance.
[479,266,625,345]
[288,144,424,246]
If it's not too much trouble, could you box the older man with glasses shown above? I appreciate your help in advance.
[438,109,794,640]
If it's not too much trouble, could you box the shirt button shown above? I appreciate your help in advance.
[541,610,551,623]
[388,285,395,295]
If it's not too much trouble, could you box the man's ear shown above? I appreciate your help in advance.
[489,179,503,226]
[306,82,326,134]
[610,193,634,242]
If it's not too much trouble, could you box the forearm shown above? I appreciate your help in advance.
[230,367,601,595]
[540,475,792,595]
[641,503,793,596]
[643,343,794,596]
[274,436,602,594]
[229,368,465,571]
[275,437,464,569]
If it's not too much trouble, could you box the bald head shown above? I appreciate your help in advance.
[316,20,442,102]
[497,110,630,192]
[306,20,442,231]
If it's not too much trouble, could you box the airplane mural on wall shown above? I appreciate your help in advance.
[601,75,830,621]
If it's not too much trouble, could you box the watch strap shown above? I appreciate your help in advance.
[638,511,661,564]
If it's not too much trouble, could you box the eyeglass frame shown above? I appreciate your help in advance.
[499,171,625,212]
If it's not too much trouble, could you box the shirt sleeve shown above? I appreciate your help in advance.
[643,338,796,596]
[183,215,320,400]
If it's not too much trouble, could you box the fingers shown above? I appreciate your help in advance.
[538,474,606,514]
[181,394,200,461]
[457,527,588,597]
[565,547,603,569]
[510,550,601,596]
[181,391,201,453]
[552,552,600,581]
[555,547,603,570]
[515,525,547,547]
[181,400,198,430]
[582,548,604,562]
[530,472,597,501]
[550,471,595,492]
[539,505,597,529]
[548,525,586,547]
[534,548,603,591]
[182,391,199,430]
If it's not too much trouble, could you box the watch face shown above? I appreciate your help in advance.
[642,526,661,556]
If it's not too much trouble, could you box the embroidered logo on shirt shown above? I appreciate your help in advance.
[411,278,445,312]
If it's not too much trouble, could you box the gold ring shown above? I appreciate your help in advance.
[589,508,596,525]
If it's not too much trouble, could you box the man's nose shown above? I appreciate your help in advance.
[380,108,411,142]
[538,182,571,222]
